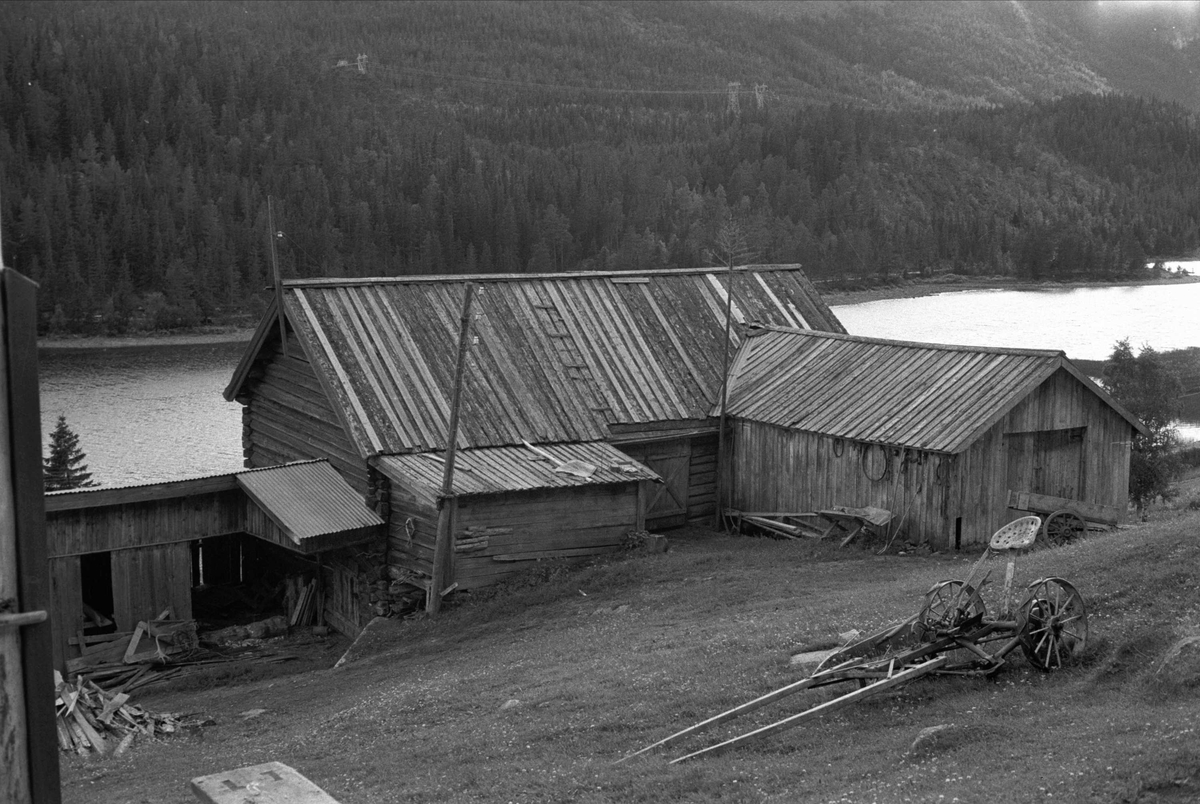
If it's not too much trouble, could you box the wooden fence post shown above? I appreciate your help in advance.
[0,267,62,804]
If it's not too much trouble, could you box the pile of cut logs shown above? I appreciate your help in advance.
[55,672,195,755]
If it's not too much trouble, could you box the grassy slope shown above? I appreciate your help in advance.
[61,507,1200,803]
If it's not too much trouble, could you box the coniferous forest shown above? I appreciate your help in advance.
[1,0,1199,333]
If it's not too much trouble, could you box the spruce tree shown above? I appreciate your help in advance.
[43,415,98,491]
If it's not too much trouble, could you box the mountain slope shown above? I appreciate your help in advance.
[1,1,1198,333]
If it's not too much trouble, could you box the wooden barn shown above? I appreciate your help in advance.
[43,460,383,667]
[722,327,1147,549]
[223,266,844,627]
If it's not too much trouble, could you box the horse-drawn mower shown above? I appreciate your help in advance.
[621,516,1088,763]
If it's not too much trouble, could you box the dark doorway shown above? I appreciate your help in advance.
[79,551,116,634]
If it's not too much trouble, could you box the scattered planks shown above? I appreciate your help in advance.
[54,671,200,756]
[67,610,199,676]
[287,576,320,627]
[724,508,893,546]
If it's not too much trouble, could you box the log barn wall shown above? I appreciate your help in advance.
[386,484,641,590]
[237,332,367,496]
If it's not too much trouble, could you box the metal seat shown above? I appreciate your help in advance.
[989,516,1041,552]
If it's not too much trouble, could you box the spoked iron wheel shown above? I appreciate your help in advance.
[1018,578,1088,671]
[1040,510,1088,547]
[916,580,987,639]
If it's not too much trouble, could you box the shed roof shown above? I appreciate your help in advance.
[724,328,1146,453]
[236,461,384,552]
[225,266,843,457]
[374,441,660,507]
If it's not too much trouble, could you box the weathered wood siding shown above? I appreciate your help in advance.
[110,543,193,628]
[729,368,1136,551]
[45,490,243,557]
[387,484,639,590]
[48,557,82,670]
[727,422,953,547]
[954,367,1134,544]
[241,333,368,495]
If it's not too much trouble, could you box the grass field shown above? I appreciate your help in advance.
[60,495,1200,803]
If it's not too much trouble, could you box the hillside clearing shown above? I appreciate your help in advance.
[60,506,1200,803]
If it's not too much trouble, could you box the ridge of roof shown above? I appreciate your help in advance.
[283,264,805,288]
[745,324,1066,359]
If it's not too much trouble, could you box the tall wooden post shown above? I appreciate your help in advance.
[0,267,62,804]
[268,196,287,358]
[713,258,736,530]
[427,284,476,614]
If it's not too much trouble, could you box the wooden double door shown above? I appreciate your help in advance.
[1005,426,1086,502]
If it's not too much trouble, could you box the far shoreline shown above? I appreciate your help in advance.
[35,273,1199,350]
[38,325,256,351]
[821,273,1200,306]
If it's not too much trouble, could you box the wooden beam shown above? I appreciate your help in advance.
[427,284,476,614]
[1,267,62,803]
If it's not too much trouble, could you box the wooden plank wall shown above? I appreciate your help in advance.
[242,333,368,495]
[110,543,193,628]
[452,484,638,588]
[686,434,718,523]
[387,484,639,590]
[48,558,82,670]
[727,422,953,548]
[45,489,243,558]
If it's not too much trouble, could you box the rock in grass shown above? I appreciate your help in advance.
[501,699,521,710]
[905,724,960,761]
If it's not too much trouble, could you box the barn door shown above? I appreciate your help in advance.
[618,438,691,529]
[1005,427,1086,502]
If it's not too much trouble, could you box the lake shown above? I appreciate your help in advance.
[37,281,1200,486]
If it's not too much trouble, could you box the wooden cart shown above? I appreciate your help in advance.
[621,517,1088,763]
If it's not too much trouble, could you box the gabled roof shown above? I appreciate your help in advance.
[226,266,844,457]
[375,441,660,507]
[723,327,1147,454]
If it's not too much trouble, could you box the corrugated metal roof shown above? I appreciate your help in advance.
[236,460,383,549]
[227,266,844,457]
[723,327,1139,454]
[375,441,661,505]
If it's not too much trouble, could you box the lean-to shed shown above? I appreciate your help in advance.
[224,266,843,625]
[42,460,383,667]
[722,328,1147,549]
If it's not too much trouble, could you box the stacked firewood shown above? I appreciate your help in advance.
[54,672,195,755]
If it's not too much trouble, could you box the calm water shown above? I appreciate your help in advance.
[36,281,1200,486]
[38,341,247,487]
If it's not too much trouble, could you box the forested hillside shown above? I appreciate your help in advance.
[1,0,1198,333]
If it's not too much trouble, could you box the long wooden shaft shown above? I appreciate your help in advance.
[268,196,287,357]
[427,284,476,614]
[670,656,950,763]
[713,258,736,529]
[618,673,829,763]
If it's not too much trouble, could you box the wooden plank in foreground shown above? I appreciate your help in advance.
[670,656,949,763]
[190,762,340,804]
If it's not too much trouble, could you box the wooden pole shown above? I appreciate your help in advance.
[0,267,62,804]
[427,283,476,614]
[268,196,287,358]
[713,256,736,530]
